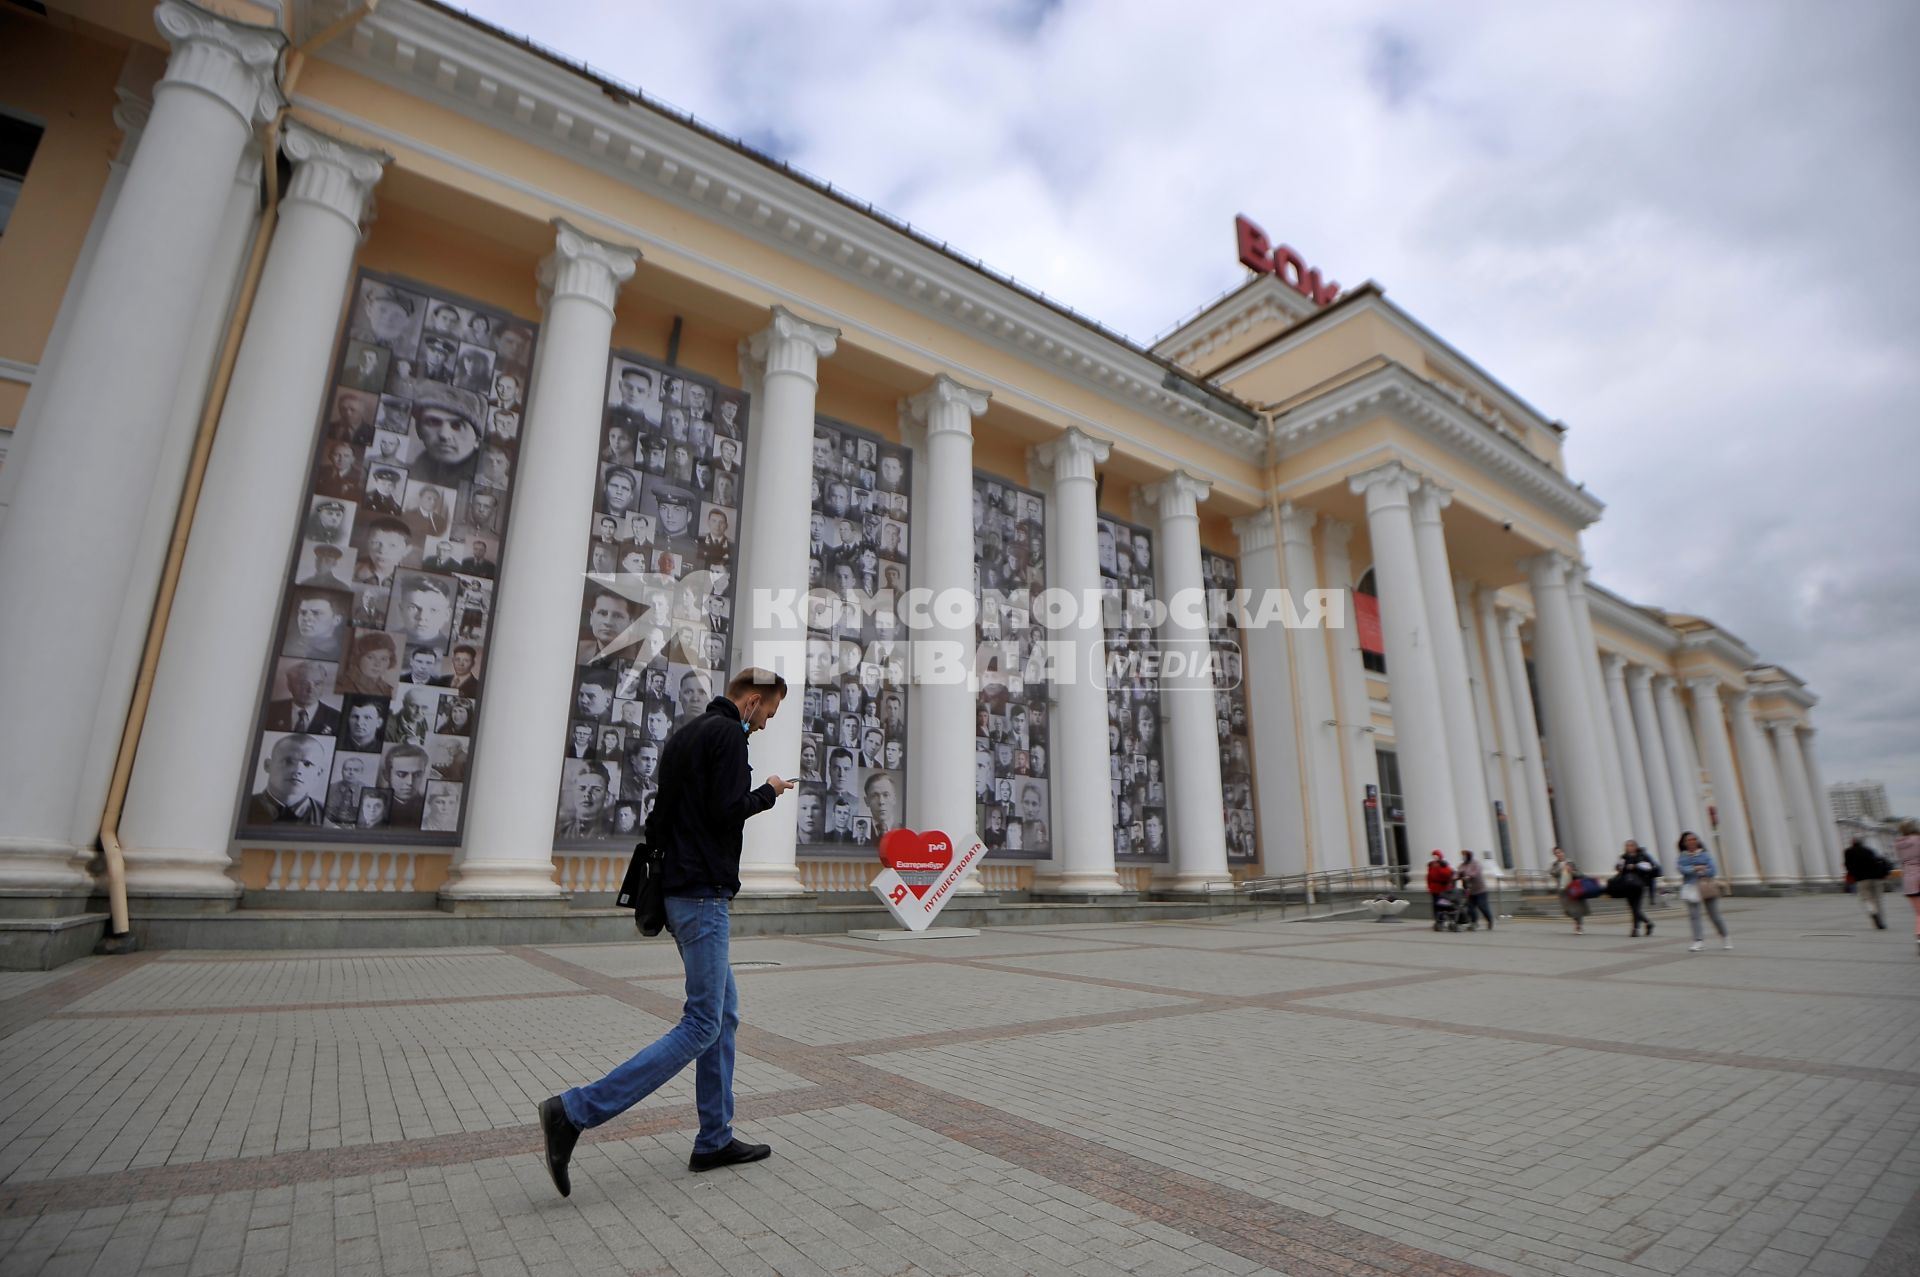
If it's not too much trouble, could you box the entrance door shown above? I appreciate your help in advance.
[1376,748,1410,888]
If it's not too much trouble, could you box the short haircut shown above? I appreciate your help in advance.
[406,576,454,602]
[453,644,477,659]
[366,516,411,540]
[406,645,439,663]
[578,761,613,787]
[727,668,787,700]
[384,743,429,771]
[579,668,618,692]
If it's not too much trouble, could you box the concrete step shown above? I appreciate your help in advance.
[0,914,109,970]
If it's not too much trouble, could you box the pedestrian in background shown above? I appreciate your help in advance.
[1842,837,1890,930]
[1458,851,1493,931]
[1425,850,1454,921]
[1895,819,1920,955]
[1549,847,1586,935]
[1617,840,1657,938]
[1676,831,1731,953]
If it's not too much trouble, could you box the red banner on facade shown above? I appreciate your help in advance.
[1355,592,1384,655]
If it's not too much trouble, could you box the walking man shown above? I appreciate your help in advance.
[539,668,793,1195]
[1842,836,1891,930]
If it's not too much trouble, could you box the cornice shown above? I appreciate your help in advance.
[1152,275,1315,370]
[1676,625,1758,673]
[1278,362,1604,529]
[1747,664,1818,710]
[322,1,1264,463]
[1583,581,1680,659]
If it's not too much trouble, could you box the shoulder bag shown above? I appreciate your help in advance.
[616,838,669,936]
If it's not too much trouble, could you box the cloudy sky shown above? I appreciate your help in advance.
[463,0,1920,815]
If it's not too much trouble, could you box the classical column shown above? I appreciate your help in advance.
[442,221,639,901]
[1409,484,1494,854]
[1653,676,1709,838]
[0,0,283,900]
[905,376,989,884]
[1602,655,1657,849]
[1625,666,1682,858]
[1232,511,1307,876]
[1321,519,1381,862]
[734,307,839,896]
[1032,429,1122,894]
[120,125,388,900]
[1522,554,1612,863]
[1349,463,1459,858]
[1728,690,1797,884]
[1796,730,1841,878]
[1687,678,1758,881]
[1142,473,1231,888]
[1498,610,1557,867]
[1458,581,1511,868]
[1771,720,1826,881]
[1277,503,1347,871]
[74,146,264,857]
[1565,565,1633,846]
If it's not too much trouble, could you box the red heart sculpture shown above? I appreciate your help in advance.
[877,829,954,898]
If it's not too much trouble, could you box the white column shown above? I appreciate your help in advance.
[1277,503,1347,871]
[1625,666,1682,859]
[1687,678,1758,882]
[1458,580,1511,867]
[1233,511,1307,876]
[0,1,283,899]
[1032,429,1122,894]
[1321,520,1381,863]
[1409,484,1494,854]
[1497,609,1557,868]
[1602,655,1657,850]
[905,376,989,885]
[119,125,387,898]
[72,145,263,853]
[1771,720,1826,881]
[735,308,839,895]
[1565,565,1633,846]
[1144,473,1231,889]
[1797,730,1841,878]
[1522,554,1612,864]
[1728,690,1797,885]
[1475,593,1528,872]
[1349,463,1459,858]
[1653,676,1709,839]
[443,221,639,900]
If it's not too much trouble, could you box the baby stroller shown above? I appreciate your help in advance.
[1431,886,1469,932]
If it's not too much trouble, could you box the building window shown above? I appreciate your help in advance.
[0,113,45,237]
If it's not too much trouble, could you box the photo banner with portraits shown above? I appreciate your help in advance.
[1098,514,1168,863]
[553,353,752,848]
[796,417,911,854]
[1203,548,1258,864]
[973,473,1050,859]
[238,270,538,842]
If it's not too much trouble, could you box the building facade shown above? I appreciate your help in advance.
[1829,781,1891,824]
[0,0,1843,953]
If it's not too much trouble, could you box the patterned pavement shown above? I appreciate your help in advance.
[0,894,1915,1276]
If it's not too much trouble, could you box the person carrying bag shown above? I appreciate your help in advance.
[1674,830,1731,952]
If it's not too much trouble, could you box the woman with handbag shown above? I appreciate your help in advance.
[1549,847,1587,935]
[1675,830,1731,952]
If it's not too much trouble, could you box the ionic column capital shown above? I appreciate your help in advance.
[1563,559,1594,597]
[537,218,640,316]
[1275,499,1319,549]
[112,86,153,162]
[1031,427,1110,485]
[1600,651,1627,681]
[1143,471,1211,524]
[1347,459,1421,511]
[1321,517,1355,553]
[1685,674,1724,702]
[1231,509,1276,556]
[280,121,388,236]
[1522,550,1574,592]
[906,373,989,437]
[154,0,286,127]
[1410,480,1454,525]
[1626,664,1656,691]
[746,304,839,384]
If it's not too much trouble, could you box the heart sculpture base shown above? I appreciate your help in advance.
[844,927,982,943]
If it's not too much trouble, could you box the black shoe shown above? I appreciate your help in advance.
[689,1138,771,1173]
[1646,922,1654,937]
[1873,915,1886,930]
[539,1097,579,1197]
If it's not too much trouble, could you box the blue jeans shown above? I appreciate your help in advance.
[561,895,739,1153]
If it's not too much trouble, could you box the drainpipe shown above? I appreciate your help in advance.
[97,2,382,951]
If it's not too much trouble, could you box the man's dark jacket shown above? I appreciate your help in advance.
[648,696,776,897]
[1844,841,1889,881]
